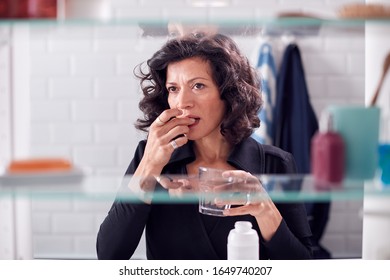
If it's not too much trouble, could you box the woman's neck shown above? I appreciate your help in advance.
[193,136,232,167]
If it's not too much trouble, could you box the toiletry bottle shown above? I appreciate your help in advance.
[227,221,259,260]
[379,144,390,185]
[311,111,345,185]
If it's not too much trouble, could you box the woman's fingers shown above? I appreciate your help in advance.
[156,175,183,189]
[215,191,268,206]
[213,177,260,193]
[153,108,183,127]
[156,175,198,190]
[223,202,266,216]
[151,109,194,152]
[207,170,271,217]
[222,170,252,179]
[155,115,166,126]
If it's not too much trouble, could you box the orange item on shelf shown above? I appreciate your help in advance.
[338,3,390,19]
[7,158,73,174]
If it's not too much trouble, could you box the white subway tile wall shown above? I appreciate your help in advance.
[0,28,11,165]
[30,0,365,259]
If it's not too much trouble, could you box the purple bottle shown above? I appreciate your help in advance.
[311,111,345,186]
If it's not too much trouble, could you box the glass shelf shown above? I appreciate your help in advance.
[1,16,386,37]
[1,173,388,203]
[1,16,389,25]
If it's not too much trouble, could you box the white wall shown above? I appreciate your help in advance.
[362,0,390,260]
[28,0,366,259]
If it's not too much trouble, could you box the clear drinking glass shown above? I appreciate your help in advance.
[198,167,233,216]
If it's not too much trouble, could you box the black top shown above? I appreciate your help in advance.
[96,137,313,260]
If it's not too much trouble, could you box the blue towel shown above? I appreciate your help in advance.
[252,43,277,145]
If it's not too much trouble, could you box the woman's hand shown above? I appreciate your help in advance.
[218,170,283,241]
[156,175,199,198]
[143,108,195,171]
[130,109,195,203]
[126,174,199,205]
[210,170,266,216]
[133,108,194,180]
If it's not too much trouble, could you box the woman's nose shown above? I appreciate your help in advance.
[176,89,193,109]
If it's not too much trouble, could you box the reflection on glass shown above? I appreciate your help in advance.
[0,173,372,202]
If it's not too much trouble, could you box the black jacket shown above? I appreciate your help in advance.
[96,137,313,260]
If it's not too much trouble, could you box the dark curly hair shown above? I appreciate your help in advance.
[134,33,263,145]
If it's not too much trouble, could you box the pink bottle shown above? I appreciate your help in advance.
[311,111,345,185]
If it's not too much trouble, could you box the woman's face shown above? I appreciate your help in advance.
[166,57,225,141]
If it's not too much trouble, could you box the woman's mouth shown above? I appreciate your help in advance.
[189,117,200,128]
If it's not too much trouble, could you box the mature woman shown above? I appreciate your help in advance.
[96,33,313,260]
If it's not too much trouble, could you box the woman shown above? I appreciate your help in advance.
[96,34,313,260]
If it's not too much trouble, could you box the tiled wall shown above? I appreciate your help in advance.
[29,0,365,259]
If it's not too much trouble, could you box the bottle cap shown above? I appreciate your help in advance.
[228,221,258,246]
[234,221,252,233]
[319,110,335,133]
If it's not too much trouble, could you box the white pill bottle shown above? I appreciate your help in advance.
[227,221,259,260]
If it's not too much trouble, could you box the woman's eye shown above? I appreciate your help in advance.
[193,83,205,90]
[167,86,177,93]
